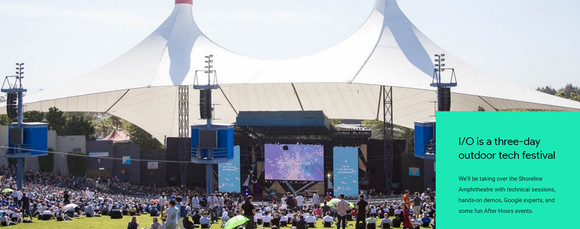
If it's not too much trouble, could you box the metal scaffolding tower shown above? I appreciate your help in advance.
[178,85,190,186]
[382,86,394,194]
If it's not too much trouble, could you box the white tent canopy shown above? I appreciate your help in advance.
[23,0,580,141]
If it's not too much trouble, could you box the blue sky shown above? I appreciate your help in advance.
[0,0,579,92]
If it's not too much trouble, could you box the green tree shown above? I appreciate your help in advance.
[361,120,413,139]
[536,86,557,95]
[91,114,124,138]
[24,111,44,122]
[555,90,567,98]
[329,119,342,127]
[124,122,163,150]
[361,120,389,139]
[537,83,580,102]
[0,114,11,125]
[46,107,66,134]
[62,113,95,139]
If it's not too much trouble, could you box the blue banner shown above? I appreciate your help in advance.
[122,156,131,165]
[333,147,358,197]
[218,145,241,193]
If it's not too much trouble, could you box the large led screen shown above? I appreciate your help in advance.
[333,146,359,197]
[218,146,241,193]
[265,144,324,181]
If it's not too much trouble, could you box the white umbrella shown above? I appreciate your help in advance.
[62,203,78,211]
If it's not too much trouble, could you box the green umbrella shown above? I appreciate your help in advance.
[1,188,13,193]
[224,215,249,229]
[321,198,355,208]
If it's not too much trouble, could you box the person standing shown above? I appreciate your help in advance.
[336,193,350,229]
[164,199,179,229]
[285,192,294,210]
[295,193,304,209]
[242,196,256,229]
[402,190,410,209]
[208,194,219,224]
[312,191,319,206]
[63,190,70,205]
[160,193,167,215]
[281,193,287,207]
[355,194,368,229]
[218,193,225,218]
[12,189,21,205]
[20,192,32,220]
[401,204,412,229]
[176,196,186,229]
[412,192,422,219]
[191,193,199,210]
[325,192,333,203]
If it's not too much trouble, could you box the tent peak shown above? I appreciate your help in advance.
[175,0,192,5]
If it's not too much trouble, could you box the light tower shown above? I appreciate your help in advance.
[2,63,48,190]
[421,54,457,158]
[430,54,457,111]
[192,55,234,195]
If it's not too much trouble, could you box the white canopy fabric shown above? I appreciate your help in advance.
[23,0,580,141]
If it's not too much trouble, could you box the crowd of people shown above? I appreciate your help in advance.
[234,191,435,229]
[0,165,435,229]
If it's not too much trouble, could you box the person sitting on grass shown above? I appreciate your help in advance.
[84,203,95,217]
[286,210,294,225]
[200,211,211,228]
[255,208,263,226]
[279,212,288,227]
[127,215,139,229]
[183,213,196,229]
[411,218,421,229]
[380,213,392,228]
[149,204,159,216]
[305,211,317,227]
[109,205,123,219]
[221,211,230,227]
[366,213,377,229]
[191,210,201,224]
[321,211,333,227]
[129,205,137,216]
[55,207,70,221]
[271,213,281,227]
[40,209,54,220]
[293,213,301,227]
[0,211,9,226]
[263,211,272,227]
[421,213,431,227]
[296,215,307,229]
[150,216,161,229]
[391,212,401,227]
[430,215,435,229]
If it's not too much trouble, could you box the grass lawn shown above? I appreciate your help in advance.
[8,215,414,229]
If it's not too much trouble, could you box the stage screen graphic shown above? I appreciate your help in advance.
[218,145,240,193]
[265,144,324,181]
[333,147,359,197]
